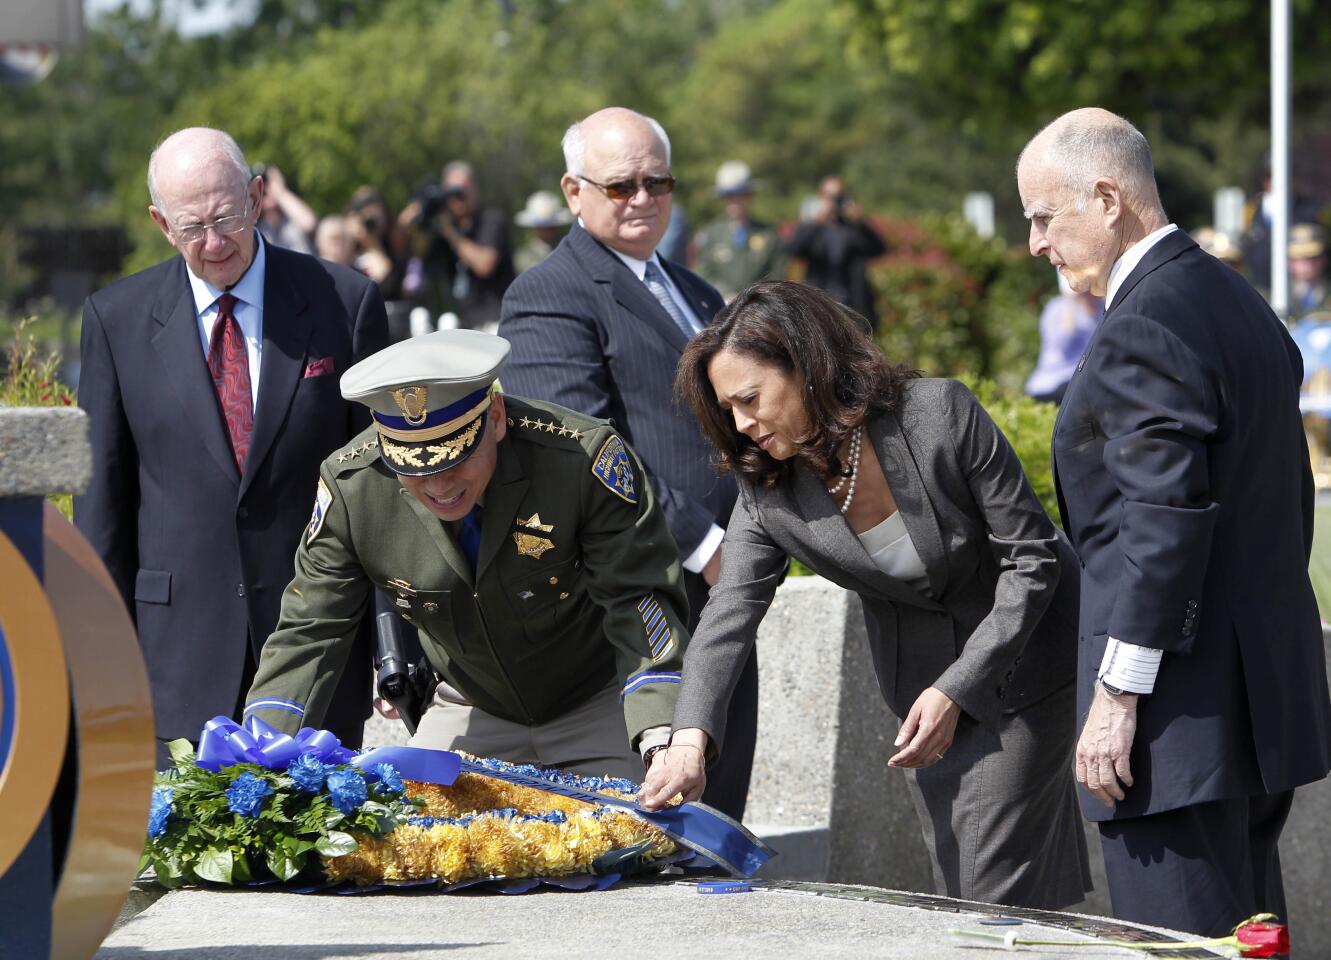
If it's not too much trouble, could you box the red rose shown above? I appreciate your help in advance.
[1236,920,1289,957]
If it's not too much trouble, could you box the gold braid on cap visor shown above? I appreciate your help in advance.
[380,417,484,469]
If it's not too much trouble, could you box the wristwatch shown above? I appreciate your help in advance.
[642,744,668,769]
[1099,678,1129,696]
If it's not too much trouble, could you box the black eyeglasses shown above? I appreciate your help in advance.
[577,174,676,201]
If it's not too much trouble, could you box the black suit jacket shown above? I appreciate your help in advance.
[1053,229,1331,821]
[498,223,736,562]
[75,242,388,742]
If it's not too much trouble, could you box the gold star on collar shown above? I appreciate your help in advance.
[520,416,534,429]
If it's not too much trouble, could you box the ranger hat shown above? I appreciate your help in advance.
[340,329,509,476]
[514,190,573,228]
[714,160,756,197]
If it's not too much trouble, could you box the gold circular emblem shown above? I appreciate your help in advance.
[0,527,71,878]
[391,386,431,426]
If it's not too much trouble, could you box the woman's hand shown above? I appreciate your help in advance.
[887,686,961,769]
[638,728,710,810]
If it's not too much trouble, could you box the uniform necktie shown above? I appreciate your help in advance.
[207,293,253,472]
[643,260,695,338]
[458,505,483,571]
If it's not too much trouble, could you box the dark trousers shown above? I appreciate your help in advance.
[1099,790,1293,937]
[684,571,758,821]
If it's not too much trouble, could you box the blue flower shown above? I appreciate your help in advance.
[371,763,405,795]
[325,768,368,814]
[148,786,174,837]
[287,752,330,793]
[226,771,274,818]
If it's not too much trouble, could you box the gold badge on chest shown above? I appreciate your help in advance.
[513,512,555,559]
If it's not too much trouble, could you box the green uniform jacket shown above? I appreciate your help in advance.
[693,217,786,302]
[244,396,690,748]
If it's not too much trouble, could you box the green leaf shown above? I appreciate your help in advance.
[314,831,359,857]
[265,845,307,881]
[166,739,196,767]
[231,849,252,885]
[194,847,234,884]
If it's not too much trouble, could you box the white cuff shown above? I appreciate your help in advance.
[638,725,671,755]
[682,524,725,574]
[1097,637,1162,694]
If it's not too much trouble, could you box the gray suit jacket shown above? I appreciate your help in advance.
[674,379,1078,751]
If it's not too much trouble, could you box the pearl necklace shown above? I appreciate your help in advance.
[827,426,864,515]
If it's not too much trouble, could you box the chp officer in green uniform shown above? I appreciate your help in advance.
[693,160,786,303]
[244,329,690,781]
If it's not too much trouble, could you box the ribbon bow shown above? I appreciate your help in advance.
[195,716,461,785]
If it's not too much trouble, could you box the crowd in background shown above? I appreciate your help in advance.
[257,154,1331,421]
[256,157,886,342]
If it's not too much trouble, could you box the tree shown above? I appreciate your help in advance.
[837,0,1331,225]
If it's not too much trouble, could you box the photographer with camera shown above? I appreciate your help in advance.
[255,163,318,255]
[787,174,886,330]
[344,186,406,303]
[399,161,514,332]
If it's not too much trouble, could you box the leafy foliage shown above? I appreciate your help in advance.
[836,0,1331,227]
[140,742,420,888]
[1,320,77,518]
[873,214,1051,389]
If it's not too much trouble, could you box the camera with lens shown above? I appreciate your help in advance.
[412,180,467,226]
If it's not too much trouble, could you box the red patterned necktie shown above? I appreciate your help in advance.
[207,293,253,471]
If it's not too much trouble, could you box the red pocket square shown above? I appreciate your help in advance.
[303,357,335,378]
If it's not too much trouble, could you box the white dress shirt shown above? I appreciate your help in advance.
[188,233,268,410]
[1097,222,1178,695]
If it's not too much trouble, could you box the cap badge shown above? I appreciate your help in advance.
[390,386,431,425]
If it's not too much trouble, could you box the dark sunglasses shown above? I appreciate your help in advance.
[577,174,676,201]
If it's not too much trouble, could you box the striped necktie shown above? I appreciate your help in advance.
[643,260,695,338]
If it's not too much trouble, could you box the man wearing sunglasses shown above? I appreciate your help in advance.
[75,126,387,765]
[499,107,758,821]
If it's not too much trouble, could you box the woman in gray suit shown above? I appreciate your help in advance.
[641,281,1090,909]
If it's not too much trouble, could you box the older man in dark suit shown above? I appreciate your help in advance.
[1019,107,1331,936]
[498,107,756,818]
[76,127,387,761]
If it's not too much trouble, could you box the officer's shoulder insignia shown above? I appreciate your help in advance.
[333,435,380,470]
[514,413,584,442]
[591,434,637,504]
[307,477,334,544]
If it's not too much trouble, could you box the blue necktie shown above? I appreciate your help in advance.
[458,505,483,571]
[643,260,695,337]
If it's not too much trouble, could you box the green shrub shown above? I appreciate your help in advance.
[2,319,77,519]
[872,214,1052,392]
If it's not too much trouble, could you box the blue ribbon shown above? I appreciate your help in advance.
[194,718,770,878]
[196,716,355,770]
[195,717,460,786]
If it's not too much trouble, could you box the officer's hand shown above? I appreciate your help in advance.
[1076,685,1138,807]
[373,697,401,720]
